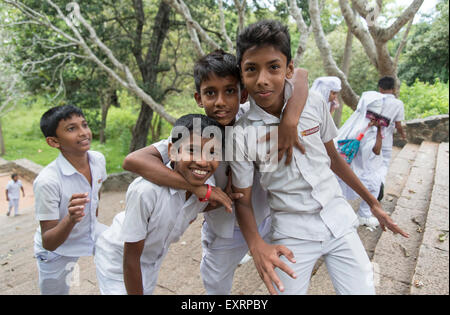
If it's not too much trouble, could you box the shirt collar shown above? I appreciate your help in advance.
[57,151,92,177]
[166,162,182,196]
[247,79,294,124]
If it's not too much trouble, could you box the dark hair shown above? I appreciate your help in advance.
[378,76,396,91]
[194,49,241,93]
[236,19,292,68]
[171,114,224,146]
[11,173,18,179]
[40,105,85,138]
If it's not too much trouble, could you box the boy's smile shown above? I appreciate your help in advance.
[169,136,220,187]
[240,45,294,117]
[195,74,244,126]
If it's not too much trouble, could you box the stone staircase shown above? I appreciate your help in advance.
[0,142,448,295]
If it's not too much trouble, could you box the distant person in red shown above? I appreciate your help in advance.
[6,173,25,216]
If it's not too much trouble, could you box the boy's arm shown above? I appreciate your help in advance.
[372,126,383,155]
[123,145,233,212]
[232,185,296,295]
[40,193,90,251]
[123,240,145,295]
[276,68,308,163]
[324,141,409,238]
[21,186,25,197]
[395,121,406,140]
[5,189,8,201]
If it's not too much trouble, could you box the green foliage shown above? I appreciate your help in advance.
[398,0,449,85]
[399,79,449,120]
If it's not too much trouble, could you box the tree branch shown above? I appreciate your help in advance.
[286,0,312,66]
[309,0,359,109]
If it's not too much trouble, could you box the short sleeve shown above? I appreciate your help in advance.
[96,151,108,182]
[34,177,61,221]
[120,183,157,242]
[395,101,405,122]
[6,182,12,190]
[152,137,170,165]
[228,126,255,189]
[319,96,338,143]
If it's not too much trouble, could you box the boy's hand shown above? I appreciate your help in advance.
[370,201,409,238]
[259,122,305,165]
[68,193,89,224]
[193,185,234,213]
[250,240,297,295]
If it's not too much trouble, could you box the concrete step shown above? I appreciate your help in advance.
[410,142,449,295]
[372,141,439,294]
[307,144,419,295]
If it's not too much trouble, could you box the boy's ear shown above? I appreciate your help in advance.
[168,142,174,161]
[194,92,203,108]
[46,137,60,149]
[286,60,294,79]
[168,142,180,163]
[240,88,249,104]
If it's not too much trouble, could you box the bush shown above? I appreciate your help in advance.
[104,106,137,140]
[399,79,449,120]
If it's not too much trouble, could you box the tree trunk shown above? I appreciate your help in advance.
[333,26,354,127]
[129,1,171,152]
[130,101,154,151]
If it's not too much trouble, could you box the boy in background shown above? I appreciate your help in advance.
[6,173,25,216]
[33,105,107,295]
[377,76,407,185]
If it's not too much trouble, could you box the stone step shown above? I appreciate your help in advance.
[307,144,419,295]
[410,142,449,295]
[384,144,420,198]
[372,141,439,294]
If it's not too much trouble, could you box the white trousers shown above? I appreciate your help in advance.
[35,251,79,295]
[200,216,271,295]
[8,198,19,215]
[272,228,375,295]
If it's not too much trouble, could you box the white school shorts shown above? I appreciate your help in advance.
[200,216,271,295]
[271,228,375,295]
[35,250,79,295]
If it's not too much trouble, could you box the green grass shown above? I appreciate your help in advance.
[1,99,128,174]
[1,91,200,174]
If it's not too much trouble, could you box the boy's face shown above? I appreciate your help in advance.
[12,175,18,182]
[195,74,246,126]
[169,135,220,187]
[46,114,92,155]
[240,45,294,116]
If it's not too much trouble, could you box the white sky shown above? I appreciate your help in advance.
[389,0,439,19]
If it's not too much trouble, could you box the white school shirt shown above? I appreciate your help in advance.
[379,94,405,149]
[94,169,214,286]
[33,151,107,257]
[230,80,357,241]
[6,180,22,200]
[153,107,270,240]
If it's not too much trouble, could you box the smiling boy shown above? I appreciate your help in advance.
[94,114,224,295]
[33,105,107,295]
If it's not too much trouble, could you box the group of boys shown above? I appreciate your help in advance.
[31,20,408,295]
